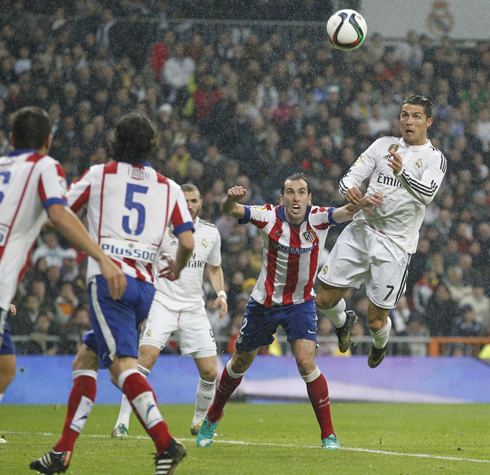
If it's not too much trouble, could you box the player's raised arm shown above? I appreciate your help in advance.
[332,191,384,223]
[48,203,127,299]
[220,186,247,219]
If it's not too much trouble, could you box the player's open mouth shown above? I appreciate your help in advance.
[292,205,301,212]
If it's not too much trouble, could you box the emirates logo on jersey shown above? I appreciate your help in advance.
[201,239,208,248]
[302,229,317,244]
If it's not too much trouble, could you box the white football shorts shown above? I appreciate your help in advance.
[318,221,411,309]
[140,299,217,358]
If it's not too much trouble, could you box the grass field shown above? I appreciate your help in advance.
[1,403,489,474]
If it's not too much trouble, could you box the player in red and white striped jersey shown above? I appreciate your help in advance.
[196,173,382,450]
[0,107,125,410]
[31,113,193,474]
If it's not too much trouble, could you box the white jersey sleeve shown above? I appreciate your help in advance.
[0,151,67,310]
[153,218,221,311]
[395,151,446,205]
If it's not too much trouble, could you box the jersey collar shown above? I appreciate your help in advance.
[278,204,311,226]
[7,149,38,157]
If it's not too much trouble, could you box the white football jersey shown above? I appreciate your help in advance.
[241,204,337,307]
[153,217,221,311]
[0,150,67,310]
[67,161,193,283]
[340,137,447,253]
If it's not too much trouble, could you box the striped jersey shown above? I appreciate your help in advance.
[240,204,337,307]
[0,149,67,310]
[153,217,221,311]
[67,161,194,283]
[340,137,447,254]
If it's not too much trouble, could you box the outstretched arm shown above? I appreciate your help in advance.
[220,186,247,219]
[332,191,384,223]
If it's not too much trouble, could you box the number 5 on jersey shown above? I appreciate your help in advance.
[122,184,149,236]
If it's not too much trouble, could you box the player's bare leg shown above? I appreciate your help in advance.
[0,354,16,402]
[316,282,357,353]
[292,339,339,449]
[192,355,217,435]
[366,301,392,368]
[197,349,259,448]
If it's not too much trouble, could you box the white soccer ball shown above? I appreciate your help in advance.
[326,9,367,51]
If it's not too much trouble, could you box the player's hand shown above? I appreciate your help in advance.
[388,150,403,174]
[345,187,362,205]
[213,296,228,319]
[99,256,127,300]
[10,304,16,315]
[158,253,180,281]
[359,191,384,214]
[226,186,247,202]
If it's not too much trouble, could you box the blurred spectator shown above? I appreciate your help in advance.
[424,282,459,336]
[31,233,66,268]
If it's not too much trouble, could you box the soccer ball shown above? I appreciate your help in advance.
[326,9,367,51]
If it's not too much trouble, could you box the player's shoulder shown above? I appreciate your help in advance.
[199,219,217,230]
[374,136,401,148]
[425,141,447,172]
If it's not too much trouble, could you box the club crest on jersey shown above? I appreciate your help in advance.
[414,158,423,168]
[201,238,208,248]
[59,177,67,195]
[146,329,152,338]
[321,265,328,275]
[302,229,317,244]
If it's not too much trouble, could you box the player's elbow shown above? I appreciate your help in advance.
[178,230,194,253]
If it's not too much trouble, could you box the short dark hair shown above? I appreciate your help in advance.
[11,107,52,150]
[402,94,433,119]
[281,173,311,195]
[111,112,155,164]
[181,183,201,198]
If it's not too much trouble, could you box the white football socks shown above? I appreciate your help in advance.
[192,378,216,427]
[370,318,392,349]
[323,299,347,328]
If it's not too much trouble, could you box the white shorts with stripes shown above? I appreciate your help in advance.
[140,298,217,359]
[318,221,411,309]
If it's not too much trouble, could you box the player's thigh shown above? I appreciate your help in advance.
[235,300,281,352]
[179,302,216,357]
[89,276,140,366]
[318,222,369,288]
[140,299,179,350]
[367,240,410,309]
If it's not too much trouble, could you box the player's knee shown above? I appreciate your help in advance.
[315,285,336,310]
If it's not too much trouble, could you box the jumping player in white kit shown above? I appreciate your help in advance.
[31,112,194,475]
[0,107,125,412]
[112,183,228,438]
[316,94,447,368]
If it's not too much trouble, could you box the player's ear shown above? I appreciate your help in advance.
[427,117,433,129]
[44,134,53,150]
[279,194,284,205]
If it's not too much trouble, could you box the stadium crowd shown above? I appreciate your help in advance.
[2,0,490,357]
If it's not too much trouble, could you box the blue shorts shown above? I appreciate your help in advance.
[0,308,14,356]
[84,274,155,368]
[235,298,318,352]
